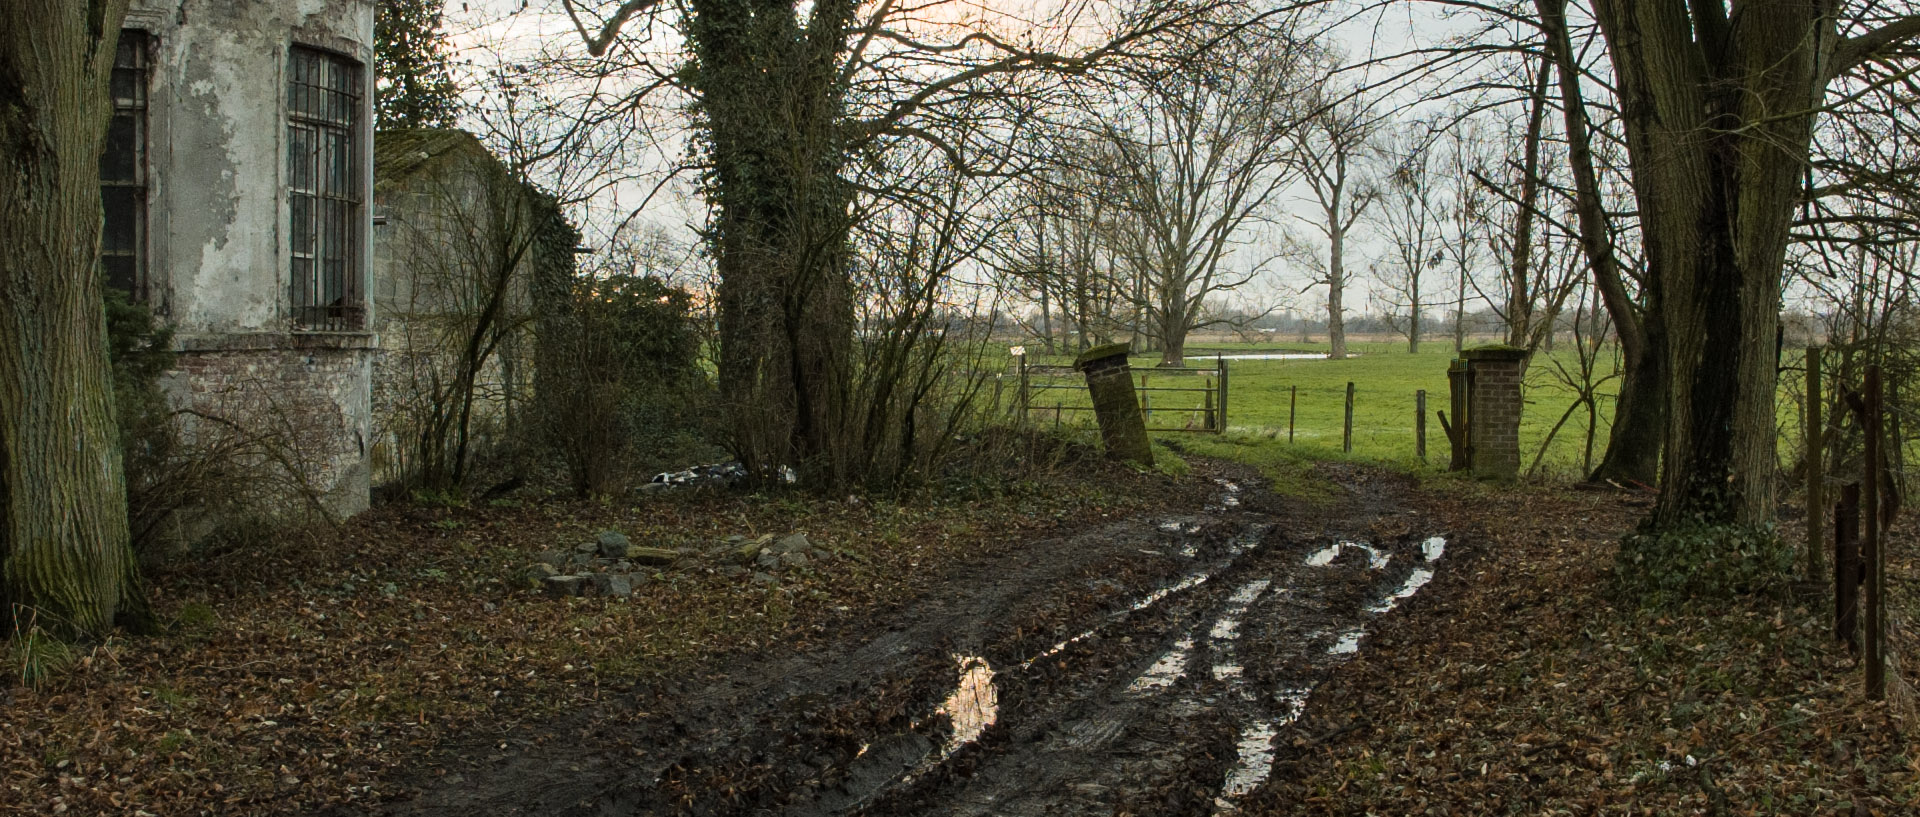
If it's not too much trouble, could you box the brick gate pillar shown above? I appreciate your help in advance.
[1462,346,1528,480]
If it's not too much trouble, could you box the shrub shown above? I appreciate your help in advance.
[539,273,714,496]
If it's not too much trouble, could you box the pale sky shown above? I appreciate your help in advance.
[441,0,1488,319]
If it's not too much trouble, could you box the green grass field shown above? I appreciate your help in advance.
[1004,339,1631,478]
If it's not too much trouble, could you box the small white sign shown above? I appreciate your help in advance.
[1010,346,1027,357]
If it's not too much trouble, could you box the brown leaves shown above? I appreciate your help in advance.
[1242,484,1920,816]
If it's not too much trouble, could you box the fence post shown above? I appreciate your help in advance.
[1218,356,1229,433]
[1018,356,1030,427]
[1806,346,1824,585]
[1343,381,1355,454]
[1836,481,1861,648]
[1865,364,1885,700]
[1416,389,1427,462]
[1288,384,1297,443]
[1139,372,1151,423]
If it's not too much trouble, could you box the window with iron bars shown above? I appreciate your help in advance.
[101,29,150,302]
[287,46,365,330]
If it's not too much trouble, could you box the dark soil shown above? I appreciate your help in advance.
[357,461,1452,817]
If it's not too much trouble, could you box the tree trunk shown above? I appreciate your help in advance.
[1505,57,1550,348]
[1593,0,1825,527]
[1328,222,1348,359]
[0,0,152,638]
[1408,281,1421,354]
[691,0,858,487]
[1539,0,1667,487]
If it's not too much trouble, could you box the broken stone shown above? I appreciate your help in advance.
[625,546,679,566]
[774,532,811,554]
[756,549,781,569]
[518,563,557,590]
[543,575,589,597]
[573,541,598,555]
[589,573,634,598]
[752,571,778,585]
[780,550,811,568]
[596,530,632,558]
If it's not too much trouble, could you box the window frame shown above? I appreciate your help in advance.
[286,43,368,332]
[101,28,152,304]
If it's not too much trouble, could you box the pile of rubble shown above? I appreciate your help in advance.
[518,530,847,597]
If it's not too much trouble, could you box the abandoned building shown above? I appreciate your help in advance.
[103,0,571,527]
[370,129,550,490]
[106,0,379,519]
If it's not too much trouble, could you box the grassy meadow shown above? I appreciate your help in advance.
[1001,337,1630,479]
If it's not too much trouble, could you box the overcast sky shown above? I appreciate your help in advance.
[439,0,1481,319]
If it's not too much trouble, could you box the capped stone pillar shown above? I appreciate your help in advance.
[1074,343,1154,466]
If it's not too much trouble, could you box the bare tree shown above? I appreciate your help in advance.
[1285,81,1378,360]
[552,0,1279,486]
[1093,21,1311,366]
[1368,125,1446,353]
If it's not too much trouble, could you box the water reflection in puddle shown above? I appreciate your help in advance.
[1218,721,1277,797]
[1328,627,1366,654]
[1365,568,1435,613]
[935,656,998,752]
[1128,636,1193,692]
[1304,541,1389,570]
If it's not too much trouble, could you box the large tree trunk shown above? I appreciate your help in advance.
[0,0,152,638]
[692,0,858,487]
[1593,0,1823,527]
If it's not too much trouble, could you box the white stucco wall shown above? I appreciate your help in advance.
[128,0,375,335]
[128,0,377,519]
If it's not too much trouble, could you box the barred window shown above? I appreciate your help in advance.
[288,46,365,330]
[101,30,150,300]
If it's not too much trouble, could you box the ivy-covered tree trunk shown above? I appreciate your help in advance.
[0,0,152,638]
[688,0,859,486]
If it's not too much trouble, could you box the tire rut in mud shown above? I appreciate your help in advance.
[373,464,1450,817]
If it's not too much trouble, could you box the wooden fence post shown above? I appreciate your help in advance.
[1018,356,1030,427]
[1836,481,1861,649]
[1865,364,1885,700]
[1806,346,1824,585]
[1288,385,1297,443]
[1343,381,1355,454]
[1416,389,1427,462]
[1218,356,1229,433]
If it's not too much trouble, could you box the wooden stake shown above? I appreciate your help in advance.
[1806,347,1824,584]
[1416,389,1427,462]
[1343,381,1355,454]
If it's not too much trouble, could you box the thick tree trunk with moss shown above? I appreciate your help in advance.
[0,0,152,638]
[689,0,859,487]
[1590,0,1901,527]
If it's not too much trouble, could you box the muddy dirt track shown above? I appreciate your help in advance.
[359,463,1450,817]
